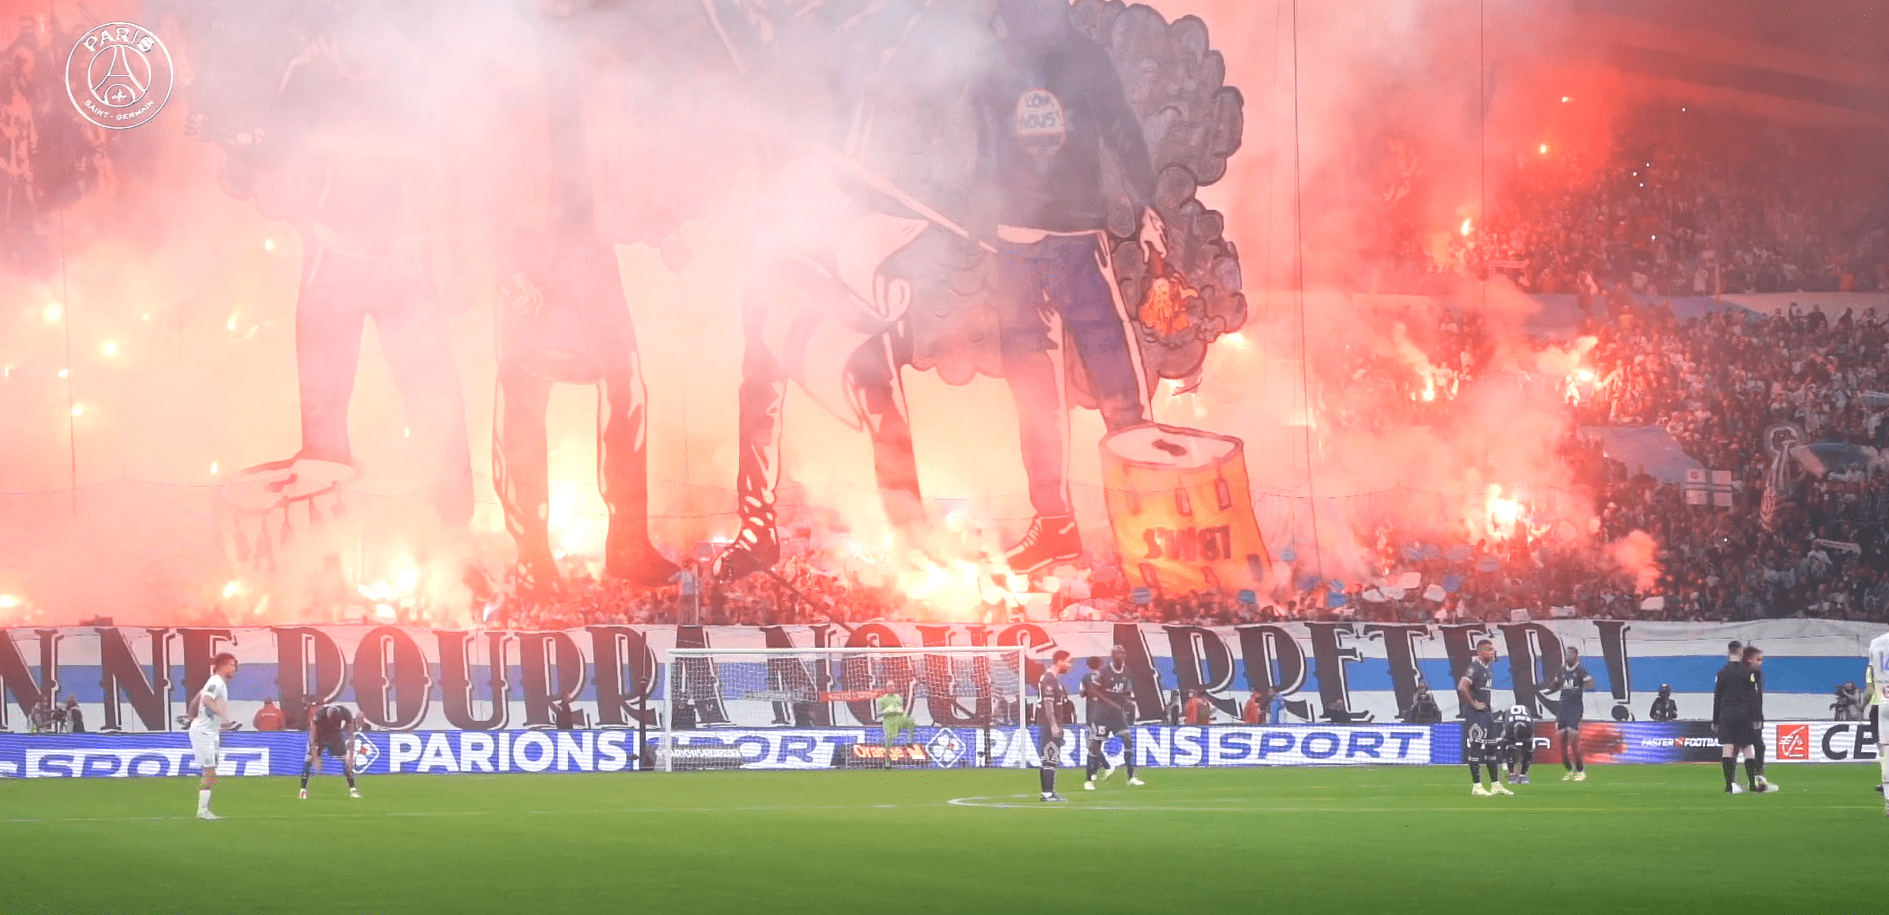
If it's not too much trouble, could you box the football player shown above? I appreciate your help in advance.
[1499,705,1535,786]
[301,703,362,799]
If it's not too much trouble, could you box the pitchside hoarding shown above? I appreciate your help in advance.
[0,723,1436,777]
[1764,718,1881,763]
[0,621,1873,735]
[0,730,643,778]
[11,720,1877,777]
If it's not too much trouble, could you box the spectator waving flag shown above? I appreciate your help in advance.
[1759,426,1800,533]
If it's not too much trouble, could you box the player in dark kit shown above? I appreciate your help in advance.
[301,703,361,800]
[1037,651,1074,802]
[1541,646,1596,781]
[1498,705,1536,785]
[1713,645,1771,794]
[1080,646,1144,790]
[1459,640,1512,796]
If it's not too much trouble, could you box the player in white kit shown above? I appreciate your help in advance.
[1869,633,1889,817]
[190,653,239,820]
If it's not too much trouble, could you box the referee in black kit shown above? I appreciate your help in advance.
[1713,644,1775,794]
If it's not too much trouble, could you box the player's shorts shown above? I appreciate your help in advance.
[1039,733,1063,767]
[1088,714,1129,741]
[1556,707,1583,731]
[1464,708,1497,762]
[189,729,221,771]
[1717,718,1759,747]
[315,731,348,759]
[881,713,916,737]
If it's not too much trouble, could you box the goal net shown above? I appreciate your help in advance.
[658,646,1027,772]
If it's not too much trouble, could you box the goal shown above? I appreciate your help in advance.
[658,646,1028,772]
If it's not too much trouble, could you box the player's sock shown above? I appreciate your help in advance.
[1743,758,1759,788]
[1574,758,1584,772]
[1468,763,1482,784]
[1086,741,1102,781]
[1721,757,1736,788]
[345,770,356,790]
[1040,766,1055,798]
[197,789,211,813]
[1485,762,1500,785]
[300,761,312,791]
[1563,757,1573,771]
[1877,746,1889,792]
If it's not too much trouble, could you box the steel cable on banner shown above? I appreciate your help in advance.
[58,210,77,516]
[1288,0,1322,578]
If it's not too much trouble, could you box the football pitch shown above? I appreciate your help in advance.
[4,764,1884,914]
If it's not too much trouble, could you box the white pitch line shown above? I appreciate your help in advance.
[943,793,1885,812]
[0,802,953,825]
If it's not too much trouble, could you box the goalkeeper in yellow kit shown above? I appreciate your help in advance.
[878,679,918,766]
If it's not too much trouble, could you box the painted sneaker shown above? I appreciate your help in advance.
[298,789,307,800]
[1083,780,1095,791]
[714,505,779,583]
[1041,794,1068,803]
[1573,771,1587,782]
[1472,785,1492,797]
[1727,783,1746,794]
[1127,777,1145,787]
[1004,515,1081,574]
[1491,784,1515,796]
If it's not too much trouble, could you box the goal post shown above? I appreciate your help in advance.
[658,646,1028,772]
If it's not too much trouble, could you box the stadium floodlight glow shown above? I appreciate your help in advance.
[660,645,1029,773]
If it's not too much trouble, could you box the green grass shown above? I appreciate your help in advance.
[3,764,1886,914]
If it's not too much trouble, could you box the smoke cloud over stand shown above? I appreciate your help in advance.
[0,0,1852,625]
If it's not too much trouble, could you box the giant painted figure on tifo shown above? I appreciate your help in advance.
[175,0,1250,604]
[706,0,1248,588]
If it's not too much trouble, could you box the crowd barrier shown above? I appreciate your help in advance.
[1,721,1872,777]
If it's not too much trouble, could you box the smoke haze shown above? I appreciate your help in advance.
[0,0,1871,622]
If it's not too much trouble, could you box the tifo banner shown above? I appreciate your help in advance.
[1763,719,1881,764]
[0,621,1874,734]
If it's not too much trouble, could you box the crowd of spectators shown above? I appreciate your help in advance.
[474,283,1889,629]
[1476,106,1887,300]
[1364,103,1889,302]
